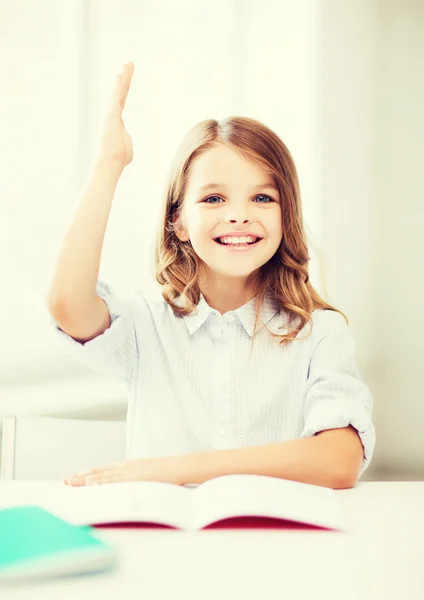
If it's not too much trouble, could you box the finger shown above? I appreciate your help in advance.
[120,63,134,109]
[66,472,107,486]
[108,73,123,116]
[65,477,88,486]
[98,476,122,485]
[63,472,92,484]
[108,61,133,114]
[73,462,121,478]
[121,61,133,86]
[86,470,122,485]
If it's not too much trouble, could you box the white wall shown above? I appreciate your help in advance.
[318,0,424,478]
[318,0,382,479]
[0,0,87,383]
[374,0,424,476]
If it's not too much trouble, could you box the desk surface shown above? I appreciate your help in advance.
[0,481,423,600]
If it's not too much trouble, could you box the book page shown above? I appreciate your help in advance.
[192,474,345,530]
[37,481,193,530]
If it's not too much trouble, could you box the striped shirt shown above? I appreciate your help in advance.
[49,280,376,479]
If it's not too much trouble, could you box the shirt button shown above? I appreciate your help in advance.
[219,426,227,436]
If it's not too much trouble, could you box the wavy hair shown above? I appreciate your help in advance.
[154,116,347,357]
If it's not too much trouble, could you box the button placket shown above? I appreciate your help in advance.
[215,348,232,436]
[210,313,224,341]
[219,393,232,423]
[211,313,236,446]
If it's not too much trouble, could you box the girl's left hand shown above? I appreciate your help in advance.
[63,456,186,487]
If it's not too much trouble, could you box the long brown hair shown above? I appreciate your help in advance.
[154,116,347,356]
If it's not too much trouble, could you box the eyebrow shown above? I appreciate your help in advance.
[198,182,279,193]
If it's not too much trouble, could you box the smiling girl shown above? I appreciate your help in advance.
[47,62,375,489]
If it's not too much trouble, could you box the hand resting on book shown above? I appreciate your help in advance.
[64,456,186,487]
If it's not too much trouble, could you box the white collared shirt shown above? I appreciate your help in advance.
[49,280,376,479]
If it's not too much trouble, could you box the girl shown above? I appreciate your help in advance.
[47,62,375,489]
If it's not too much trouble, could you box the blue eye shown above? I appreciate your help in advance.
[203,194,274,204]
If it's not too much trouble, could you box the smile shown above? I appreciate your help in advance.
[213,238,263,251]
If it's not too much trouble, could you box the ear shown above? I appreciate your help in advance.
[172,212,189,242]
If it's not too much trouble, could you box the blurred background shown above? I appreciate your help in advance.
[0,0,422,481]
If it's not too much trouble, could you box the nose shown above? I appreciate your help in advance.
[224,202,253,225]
[227,216,251,224]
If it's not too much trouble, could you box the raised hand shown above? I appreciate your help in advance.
[99,61,135,167]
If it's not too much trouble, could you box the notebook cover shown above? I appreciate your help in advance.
[0,505,117,581]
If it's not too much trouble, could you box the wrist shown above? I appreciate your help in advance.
[94,154,126,176]
[161,453,196,486]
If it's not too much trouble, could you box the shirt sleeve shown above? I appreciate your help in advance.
[47,279,139,386]
[300,310,376,480]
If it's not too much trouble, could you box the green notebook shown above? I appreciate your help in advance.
[0,505,118,582]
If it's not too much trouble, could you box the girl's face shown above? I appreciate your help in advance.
[175,144,283,285]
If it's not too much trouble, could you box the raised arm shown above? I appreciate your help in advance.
[46,62,135,343]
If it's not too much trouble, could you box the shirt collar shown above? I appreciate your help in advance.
[180,292,281,337]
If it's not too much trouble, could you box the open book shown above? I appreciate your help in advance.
[30,474,345,532]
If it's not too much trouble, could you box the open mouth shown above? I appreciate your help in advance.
[213,236,263,247]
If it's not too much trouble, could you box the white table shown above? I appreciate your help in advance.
[0,481,423,600]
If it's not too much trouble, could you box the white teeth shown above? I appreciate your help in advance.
[218,235,258,245]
